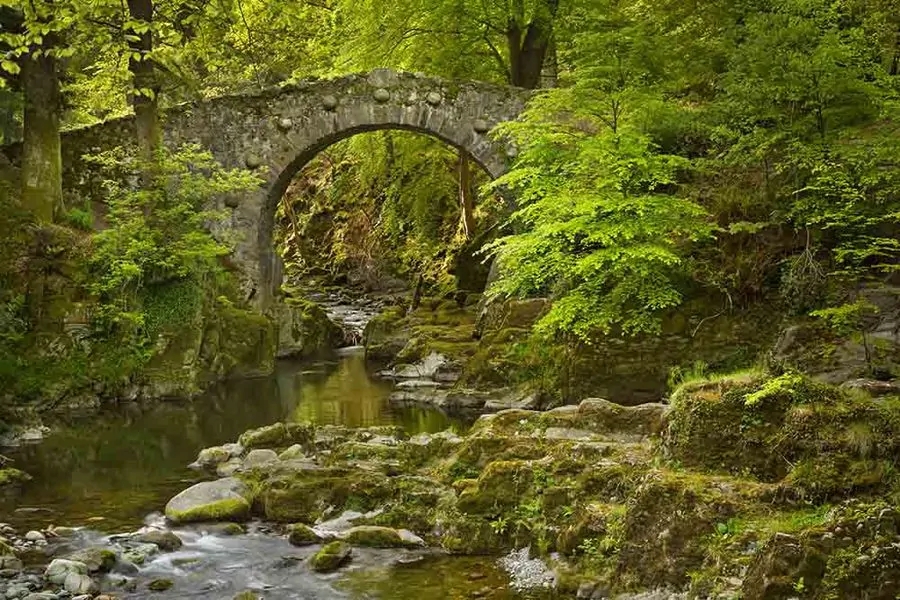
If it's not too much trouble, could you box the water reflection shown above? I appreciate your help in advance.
[1,354,461,531]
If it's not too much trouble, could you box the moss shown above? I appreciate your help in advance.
[663,373,900,497]
[287,523,322,546]
[148,578,174,592]
[167,496,251,523]
[310,541,352,573]
[208,305,276,378]
[277,297,344,358]
[344,526,415,548]
[363,306,409,363]
[239,422,289,449]
[0,467,31,486]
[456,460,536,515]
[259,468,392,523]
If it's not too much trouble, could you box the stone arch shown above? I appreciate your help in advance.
[20,69,530,309]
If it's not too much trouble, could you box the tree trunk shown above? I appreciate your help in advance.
[507,0,559,89]
[21,48,62,222]
[458,151,475,239]
[127,0,161,157]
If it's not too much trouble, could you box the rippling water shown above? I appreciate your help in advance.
[1,353,520,599]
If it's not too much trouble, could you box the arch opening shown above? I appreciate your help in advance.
[258,125,500,308]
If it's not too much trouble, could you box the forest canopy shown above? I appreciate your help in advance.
[0,0,898,345]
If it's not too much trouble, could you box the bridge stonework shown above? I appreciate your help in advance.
[54,69,529,309]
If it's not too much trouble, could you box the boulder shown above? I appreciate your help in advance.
[192,446,232,469]
[148,578,174,592]
[273,299,343,359]
[164,477,252,524]
[134,530,183,552]
[343,526,424,548]
[239,423,288,449]
[287,523,322,546]
[393,352,448,379]
[483,389,541,412]
[216,458,243,477]
[64,572,97,595]
[64,547,116,572]
[278,444,306,461]
[242,449,278,469]
[309,541,352,573]
[45,558,88,585]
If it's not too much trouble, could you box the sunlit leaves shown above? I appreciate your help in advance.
[487,84,714,340]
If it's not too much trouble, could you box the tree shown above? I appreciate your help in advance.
[126,0,160,155]
[1,2,67,221]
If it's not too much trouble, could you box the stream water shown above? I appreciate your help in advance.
[1,352,520,599]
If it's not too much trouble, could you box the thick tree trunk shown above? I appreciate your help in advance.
[127,0,161,156]
[21,49,62,222]
[458,151,475,239]
[507,0,559,89]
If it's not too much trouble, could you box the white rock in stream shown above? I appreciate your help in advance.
[45,558,88,585]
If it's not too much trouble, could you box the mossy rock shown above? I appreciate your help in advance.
[456,460,537,515]
[287,523,322,546]
[0,467,31,486]
[148,578,174,592]
[201,304,276,379]
[343,526,419,548]
[239,422,312,450]
[259,468,392,523]
[134,530,183,552]
[616,470,764,588]
[275,298,344,359]
[164,477,252,524]
[64,547,117,573]
[310,541,352,573]
[663,373,900,496]
[363,306,410,363]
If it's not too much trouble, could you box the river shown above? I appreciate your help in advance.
[1,352,521,599]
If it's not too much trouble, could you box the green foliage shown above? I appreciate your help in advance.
[276,131,500,290]
[487,83,713,339]
[810,299,879,337]
[86,144,260,330]
[743,373,804,408]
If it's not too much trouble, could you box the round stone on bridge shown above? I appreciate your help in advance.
[322,94,338,111]
[277,117,293,131]
[244,154,263,169]
[373,88,391,103]
[473,119,490,134]
[425,91,442,106]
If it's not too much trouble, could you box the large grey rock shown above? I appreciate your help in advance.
[393,352,448,379]
[45,558,87,585]
[242,449,278,469]
[484,389,541,412]
[191,446,232,469]
[63,547,115,572]
[64,571,96,595]
[164,477,252,524]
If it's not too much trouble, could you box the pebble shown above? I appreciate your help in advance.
[23,532,44,544]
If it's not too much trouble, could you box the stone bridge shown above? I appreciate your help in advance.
[48,69,530,309]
